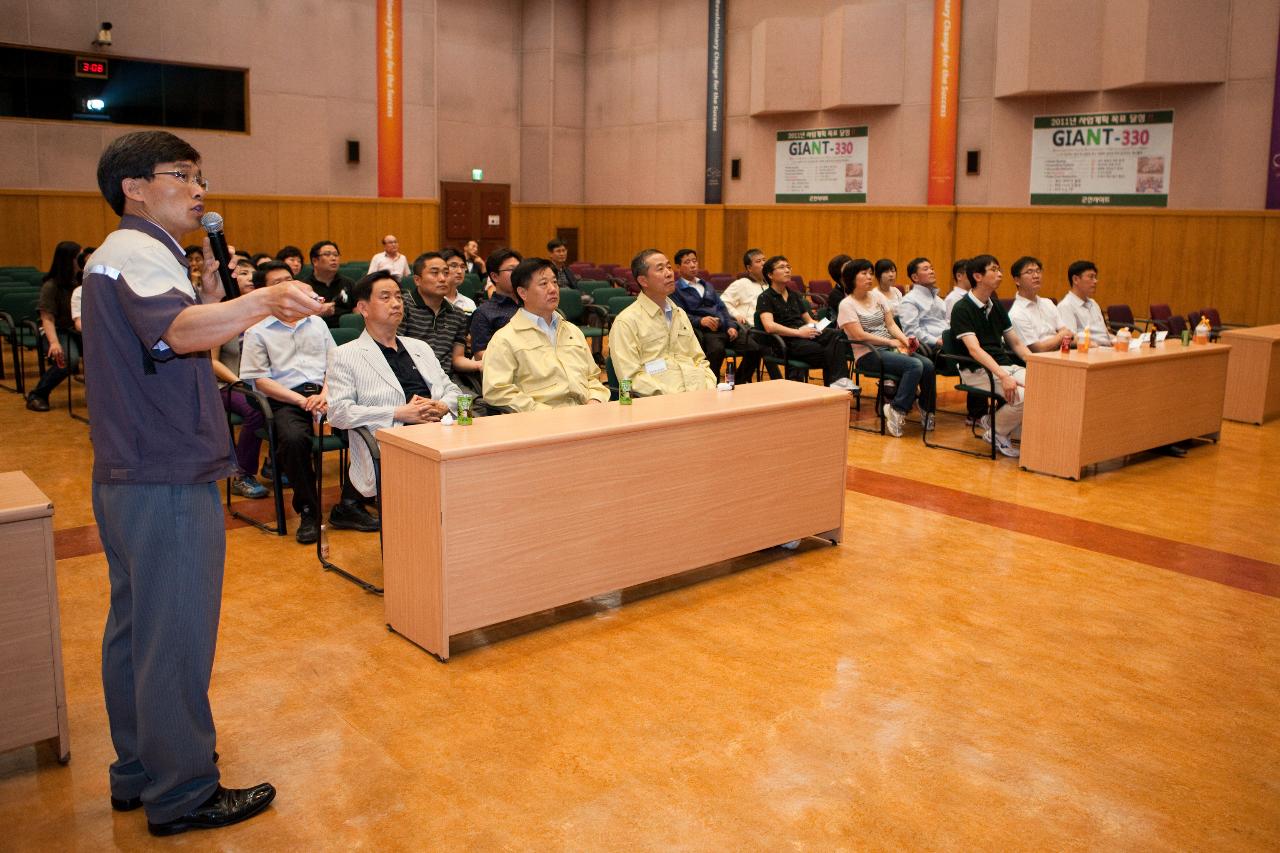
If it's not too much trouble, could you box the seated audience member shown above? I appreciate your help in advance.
[326,271,459,503]
[470,248,522,356]
[720,248,769,382]
[611,249,717,396]
[184,244,204,287]
[755,255,856,391]
[948,254,1034,458]
[942,257,970,319]
[1008,256,1074,352]
[250,252,273,268]
[26,240,82,412]
[875,258,903,315]
[825,253,852,318]
[941,256,986,423]
[896,256,948,356]
[547,238,580,292]
[1056,260,1112,346]
[839,258,936,436]
[239,292,344,544]
[463,239,486,277]
[670,247,739,379]
[232,257,257,294]
[304,240,355,328]
[367,234,411,279]
[69,245,94,334]
[212,262,293,499]
[482,257,609,411]
[399,252,483,393]
[276,245,304,278]
[440,248,477,312]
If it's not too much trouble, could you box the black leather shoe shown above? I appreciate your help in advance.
[25,395,50,412]
[147,783,275,837]
[112,752,219,811]
[328,500,379,532]
[295,513,319,544]
[1159,443,1189,458]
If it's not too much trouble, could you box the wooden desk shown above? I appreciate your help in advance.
[0,471,69,762]
[1220,324,1280,424]
[376,381,849,660]
[1020,341,1230,480]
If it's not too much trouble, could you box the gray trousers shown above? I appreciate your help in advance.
[93,482,224,823]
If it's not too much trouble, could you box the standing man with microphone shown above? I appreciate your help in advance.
[82,131,325,836]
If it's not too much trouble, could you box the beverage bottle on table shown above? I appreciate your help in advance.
[1060,335,1070,354]
[619,378,632,405]
[1079,328,1091,353]
[1194,316,1211,344]
[1116,327,1131,351]
[725,360,735,389]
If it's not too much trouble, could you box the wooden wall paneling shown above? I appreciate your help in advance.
[1210,216,1264,325]
[953,210,990,262]
[1169,216,1220,321]
[722,208,749,275]
[417,201,440,258]
[1147,215,1189,314]
[0,195,44,266]
[1090,214,1154,321]
[701,206,724,273]
[510,205,584,259]
[1033,213,1096,301]
[983,212,1040,277]
[1257,218,1280,325]
[374,202,424,257]
[895,210,948,275]
[276,200,330,257]
[35,194,112,263]
[859,208,901,269]
[326,201,377,262]
[218,199,280,258]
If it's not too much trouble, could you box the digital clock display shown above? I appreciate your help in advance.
[75,57,108,79]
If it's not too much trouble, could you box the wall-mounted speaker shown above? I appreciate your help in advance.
[966,150,980,176]
[730,158,741,180]
[346,140,360,164]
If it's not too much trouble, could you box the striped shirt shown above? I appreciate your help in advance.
[398,292,469,377]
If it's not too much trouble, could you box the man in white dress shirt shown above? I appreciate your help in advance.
[1007,256,1074,352]
[326,271,459,500]
[1056,260,1114,346]
[942,257,970,320]
[366,234,411,279]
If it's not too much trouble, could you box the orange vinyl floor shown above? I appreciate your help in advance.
[1,363,1277,851]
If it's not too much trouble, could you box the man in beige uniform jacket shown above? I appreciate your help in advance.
[610,248,717,397]
[482,257,609,412]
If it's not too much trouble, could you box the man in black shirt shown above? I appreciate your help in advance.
[327,271,458,501]
[948,254,1034,458]
[470,247,522,356]
[754,255,855,390]
[399,251,483,393]
[303,240,355,327]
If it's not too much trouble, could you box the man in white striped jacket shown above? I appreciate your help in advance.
[326,271,459,501]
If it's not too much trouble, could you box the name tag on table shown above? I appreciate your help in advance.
[644,358,668,375]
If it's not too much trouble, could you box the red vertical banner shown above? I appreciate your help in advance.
[926,0,961,205]
[377,0,403,198]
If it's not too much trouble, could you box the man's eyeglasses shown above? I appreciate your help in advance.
[150,170,209,191]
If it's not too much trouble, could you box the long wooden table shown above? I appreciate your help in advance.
[1019,341,1230,479]
[1220,324,1280,424]
[376,381,850,660]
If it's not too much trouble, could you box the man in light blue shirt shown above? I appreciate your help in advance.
[240,313,337,544]
[896,257,948,355]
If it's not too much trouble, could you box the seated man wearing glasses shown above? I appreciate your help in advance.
[468,248,523,357]
[303,240,355,328]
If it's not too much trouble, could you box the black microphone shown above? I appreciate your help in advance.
[199,211,239,299]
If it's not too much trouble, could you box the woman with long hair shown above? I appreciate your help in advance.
[26,240,82,411]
